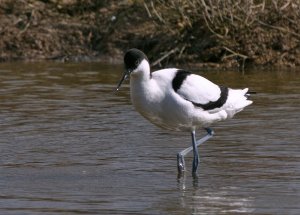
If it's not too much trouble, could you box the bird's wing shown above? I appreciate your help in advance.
[174,72,227,110]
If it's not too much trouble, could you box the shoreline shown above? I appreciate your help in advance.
[1,1,299,68]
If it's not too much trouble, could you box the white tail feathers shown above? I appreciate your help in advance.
[224,88,253,118]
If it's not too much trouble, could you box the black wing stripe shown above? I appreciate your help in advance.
[190,86,229,110]
[172,70,191,92]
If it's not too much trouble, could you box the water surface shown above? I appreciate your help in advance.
[0,63,299,214]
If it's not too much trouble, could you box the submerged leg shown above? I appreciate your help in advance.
[177,128,214,175]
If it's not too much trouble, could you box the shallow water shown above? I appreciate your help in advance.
[0,62,299,214]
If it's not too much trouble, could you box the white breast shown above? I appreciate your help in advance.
[130,69,195,131]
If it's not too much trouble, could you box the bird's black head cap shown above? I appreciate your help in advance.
[116,49,149,91]
[124,48,149,72]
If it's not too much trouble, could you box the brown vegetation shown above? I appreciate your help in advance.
[0,0,299,68]
[143,0,300,68]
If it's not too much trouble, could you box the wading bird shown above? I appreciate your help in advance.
[117,48,253,176]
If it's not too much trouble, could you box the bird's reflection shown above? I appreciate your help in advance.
[177,174,254,214]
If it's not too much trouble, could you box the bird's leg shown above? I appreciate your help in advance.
[177,153,185,178]
[177,128,214,175]
[191,130,199,174]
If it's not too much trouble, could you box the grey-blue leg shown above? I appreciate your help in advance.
[177,128,214,175]
[191,130,199,173]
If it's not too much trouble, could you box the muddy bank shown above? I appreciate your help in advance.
[0,0,299,68]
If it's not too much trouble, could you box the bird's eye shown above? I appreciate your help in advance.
[135,60,139,66]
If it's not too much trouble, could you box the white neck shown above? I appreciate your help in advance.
[131,59,151,81]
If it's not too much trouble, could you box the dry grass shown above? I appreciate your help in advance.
[143,0,300,67]
[0,0,299,67]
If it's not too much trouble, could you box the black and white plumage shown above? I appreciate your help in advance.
[117,48,253,176]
